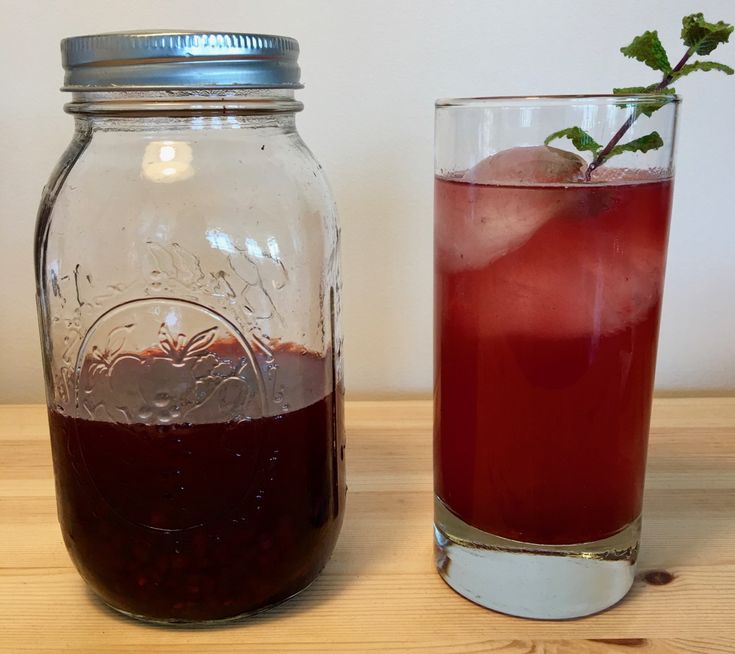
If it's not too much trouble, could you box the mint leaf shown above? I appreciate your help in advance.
[606,131,664,160]
[681,13,733,55]
[545,127,601,153]
[621,30,672,73]
[612,85,676,93]
[672,60,734,80]
[613,86,676,117]
[612,86,650,94]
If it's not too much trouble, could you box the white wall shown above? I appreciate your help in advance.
[1,0,734,401]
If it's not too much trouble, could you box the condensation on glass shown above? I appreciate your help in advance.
[35,31,345,624]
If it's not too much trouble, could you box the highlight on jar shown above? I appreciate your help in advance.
[141,141,194,183]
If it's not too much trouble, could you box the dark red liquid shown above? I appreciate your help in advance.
[435,175,672,545]
[48,349,344,622]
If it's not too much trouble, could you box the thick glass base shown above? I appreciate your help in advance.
[434,497,640,619]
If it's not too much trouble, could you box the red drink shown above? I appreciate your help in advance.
[435,174,672,545]
[48,346,345,622]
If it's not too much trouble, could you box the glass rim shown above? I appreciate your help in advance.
[435,93,681,108]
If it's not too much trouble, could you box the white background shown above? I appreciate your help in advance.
[1,0,733,401]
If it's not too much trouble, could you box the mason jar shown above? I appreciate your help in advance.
[34,31,345,623]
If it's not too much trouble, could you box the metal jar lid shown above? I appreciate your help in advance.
[61,30,302,91]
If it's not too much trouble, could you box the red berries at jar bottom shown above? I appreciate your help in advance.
[48,355,345,622]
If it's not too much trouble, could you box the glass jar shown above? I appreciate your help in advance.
[34,31,345,623]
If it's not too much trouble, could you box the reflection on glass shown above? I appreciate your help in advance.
[141,141,194,183]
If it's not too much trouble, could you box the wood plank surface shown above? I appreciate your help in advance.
[0,400,734,653]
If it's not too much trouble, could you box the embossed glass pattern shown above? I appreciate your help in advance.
[35,81,344,622]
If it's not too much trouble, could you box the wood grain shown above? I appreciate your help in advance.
[1,399,734,653]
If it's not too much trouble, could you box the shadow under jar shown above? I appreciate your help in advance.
[35,31,345,624]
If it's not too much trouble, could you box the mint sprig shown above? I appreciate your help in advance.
[620,30,672,73]
[612,86,677,117]
[672,60,734,80]
[544,127,601,153]
[545,126,663,161]
[546,13,733,180]
[607,132,664,158]
[682,13,733,55]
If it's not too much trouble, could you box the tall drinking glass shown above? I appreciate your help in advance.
[434,95,678,619]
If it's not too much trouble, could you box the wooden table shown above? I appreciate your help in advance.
[1,400,734,653]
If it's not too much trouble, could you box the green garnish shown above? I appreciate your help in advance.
[544,127,601,154]
[606,131,664,159]
[621,30,672,73]
[545,13,733,180]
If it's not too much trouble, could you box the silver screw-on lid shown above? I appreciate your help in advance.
[61,30,302,90]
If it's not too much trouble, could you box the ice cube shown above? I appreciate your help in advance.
[436,147,587,271]
[476,189,667,339]
[493,238,664,338]
[462,146,586,185]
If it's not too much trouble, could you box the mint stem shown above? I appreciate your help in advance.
[584,47,694,180]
